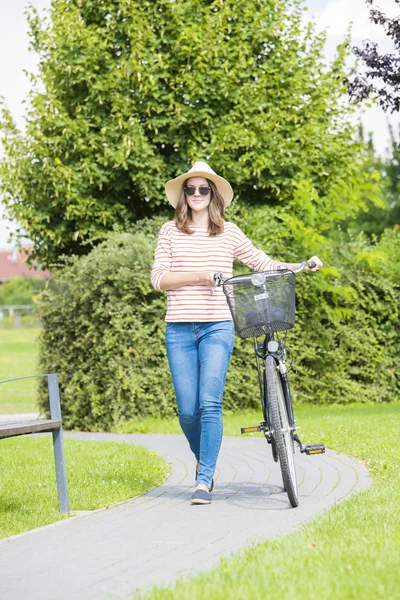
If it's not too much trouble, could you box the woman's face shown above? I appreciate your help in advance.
[184,177,211,213]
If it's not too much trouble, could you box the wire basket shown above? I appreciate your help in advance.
[222,270,296,339]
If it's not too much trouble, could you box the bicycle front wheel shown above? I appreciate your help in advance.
[265,355,299,507]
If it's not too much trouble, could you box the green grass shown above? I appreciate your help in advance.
[0,436,170,539]
[2,327,399,597]
[131,403,400,600]
[0,328,40,413]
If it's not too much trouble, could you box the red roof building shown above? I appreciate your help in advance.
[0,247,50,283]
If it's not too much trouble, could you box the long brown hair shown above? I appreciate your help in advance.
[175,179,225,236]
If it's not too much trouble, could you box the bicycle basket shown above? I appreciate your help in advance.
[222,270,296,339]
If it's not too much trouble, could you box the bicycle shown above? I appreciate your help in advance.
[214,261,325,508]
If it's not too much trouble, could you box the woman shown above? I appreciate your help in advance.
[151,161,322,505]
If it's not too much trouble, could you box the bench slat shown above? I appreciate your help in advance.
[0,419,62,439]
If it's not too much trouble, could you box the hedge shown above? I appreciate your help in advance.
[37,214,400,430]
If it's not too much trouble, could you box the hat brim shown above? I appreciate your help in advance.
[165,170,233,208]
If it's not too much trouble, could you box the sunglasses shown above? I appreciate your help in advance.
[184,185,211,196]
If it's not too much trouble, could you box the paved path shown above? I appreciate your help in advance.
[0,413,41,423]
[0,431,372,600]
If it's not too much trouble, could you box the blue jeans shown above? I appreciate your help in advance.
[166,321,235,489]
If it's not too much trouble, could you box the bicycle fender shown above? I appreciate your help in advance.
[269,353,287,374]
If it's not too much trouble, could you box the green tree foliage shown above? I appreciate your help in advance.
[382,126,400,227]
[0,0,380,266]
[344,124,400,237]
[0,277,46,306]
[37,216,400,431]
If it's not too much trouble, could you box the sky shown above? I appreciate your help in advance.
[1,0,399,249]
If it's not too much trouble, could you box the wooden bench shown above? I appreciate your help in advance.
[0,373,70,513]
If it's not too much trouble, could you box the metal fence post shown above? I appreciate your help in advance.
[48,374,70,513]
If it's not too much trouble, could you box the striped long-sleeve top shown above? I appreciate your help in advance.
[151,220,278,322]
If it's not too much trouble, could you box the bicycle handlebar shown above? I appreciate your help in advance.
[291,260,316,274]
[213,260,317,287]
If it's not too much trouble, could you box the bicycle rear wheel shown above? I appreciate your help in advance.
[265,355,299,507]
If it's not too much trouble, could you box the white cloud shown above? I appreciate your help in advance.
[315,0,399,42]
[0,207,21,250]
[311,0,400,161]
[0,1,49,130]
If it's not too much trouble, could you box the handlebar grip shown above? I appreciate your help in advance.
[308,260,317,269]
[213,272,225,286]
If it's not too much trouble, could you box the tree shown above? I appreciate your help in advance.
[0,277,46,305]
[348,0,400,112]
[343,123,400,237]
[381,124,400,226]
[1,0,379,266]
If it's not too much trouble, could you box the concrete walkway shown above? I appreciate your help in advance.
[0,412,41,423]
[0,431,372,600]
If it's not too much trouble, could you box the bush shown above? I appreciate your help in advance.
[38,217,169,430]
[37,217,400,431]
[234,206,400,405]
[0,277,46,306]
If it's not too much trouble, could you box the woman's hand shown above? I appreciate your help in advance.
[199,271,218,286]
[305,256,323,272]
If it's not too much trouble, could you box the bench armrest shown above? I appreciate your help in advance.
[0,374,61,420]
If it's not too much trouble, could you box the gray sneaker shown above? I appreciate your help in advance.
[191,484,212,505]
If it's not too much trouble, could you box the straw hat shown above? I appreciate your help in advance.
[165,161,234,208]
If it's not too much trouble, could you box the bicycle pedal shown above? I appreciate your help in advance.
[241,425,262,434]
[302,444,325,455]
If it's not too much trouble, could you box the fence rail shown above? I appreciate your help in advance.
[0,305,35,327]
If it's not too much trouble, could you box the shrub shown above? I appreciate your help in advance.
[37,216,400,430]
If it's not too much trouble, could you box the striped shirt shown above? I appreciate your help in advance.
[151,220,278,322]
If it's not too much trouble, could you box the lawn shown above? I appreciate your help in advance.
[2,327,399,598]
[0,328,41,413]
[0,435,170,539]
[132,403,400,600]
[0,327,171,540]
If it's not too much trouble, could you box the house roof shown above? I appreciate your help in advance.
[0,248,51,282]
